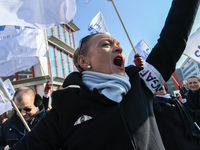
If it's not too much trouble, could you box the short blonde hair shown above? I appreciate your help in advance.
[187,75,200,82]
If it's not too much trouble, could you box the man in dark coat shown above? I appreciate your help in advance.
[0,87,46,150]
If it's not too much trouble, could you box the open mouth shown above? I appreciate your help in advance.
[113,56,123,69]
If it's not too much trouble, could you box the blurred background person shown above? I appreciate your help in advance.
[154,85,200,150]
[0,87,47,150]
[184,75,200,132]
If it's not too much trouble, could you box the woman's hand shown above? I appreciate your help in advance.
[134,53,144,66]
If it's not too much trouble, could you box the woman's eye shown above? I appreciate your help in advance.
[102,43,110,46]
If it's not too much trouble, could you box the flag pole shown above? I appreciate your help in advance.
[10,100,31,132]
[109,0,137,54]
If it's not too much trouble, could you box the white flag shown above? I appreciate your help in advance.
[0,57,40,77]
[127,40,151,66]
[0,25,46,77]
[3,79,15,99]
[88,12,109,35]
[0,0,77,29]
[183,27,200,63]
[0,78,13,115]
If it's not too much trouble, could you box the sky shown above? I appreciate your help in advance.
[73,0,200,68]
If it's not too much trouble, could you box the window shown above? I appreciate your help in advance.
[49,45,57,76]
[63,53,70,76]
[54,26,59,39]
[65,27,70,46]
[57,50,64,78]
[17,68,33,80]
[69,56,74,72]
[60,25,65,43]
[70,31,75,49]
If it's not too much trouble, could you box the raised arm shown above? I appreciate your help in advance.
[147,0,200,81]
[140,0,200,93]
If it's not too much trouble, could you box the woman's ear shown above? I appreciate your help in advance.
[78,55,90,70]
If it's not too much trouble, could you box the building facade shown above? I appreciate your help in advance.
[166,57,200,94]
[180,57,200,80]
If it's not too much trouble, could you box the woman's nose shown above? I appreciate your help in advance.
[113,46,122,54]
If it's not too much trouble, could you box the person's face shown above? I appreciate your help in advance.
[187,77,200,93]
[14,94,38,121]
[155,86,167,95]
[83,34,125,76]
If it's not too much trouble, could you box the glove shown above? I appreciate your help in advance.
[2,113,7,119]
[134,53,144,66]
[44,81,51,93]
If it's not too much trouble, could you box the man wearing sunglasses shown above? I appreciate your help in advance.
[0,87,47,150]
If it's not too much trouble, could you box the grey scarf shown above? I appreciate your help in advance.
[82,71,131,103]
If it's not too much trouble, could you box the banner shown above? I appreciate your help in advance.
[184,27,200,63]
[3,79,15,99]
[0,0,77,29]
[0,25,46,77]
[88,12,109,35]
[127,39,151,66]
[0,78,13,115]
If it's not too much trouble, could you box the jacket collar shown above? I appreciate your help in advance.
[62,65,143,88]
[62,66,143,105]
[9,105,46,133]
[62,71,83,88]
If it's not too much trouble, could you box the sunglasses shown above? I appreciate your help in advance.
[18,108,32,112]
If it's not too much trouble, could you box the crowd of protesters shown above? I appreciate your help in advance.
[0,0,200,149]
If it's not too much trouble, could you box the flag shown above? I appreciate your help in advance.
[0,25,46,77]
[127,39,151,66]
[184,27,200,63]
[0,0,77,29]
[3,79,15,99]
[0,78,13,115]
[88,12,109,35]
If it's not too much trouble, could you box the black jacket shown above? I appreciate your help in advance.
[184,89,200,127]
[0,105,46,150]
[10,67,165,150]
[153,96,200,150]
[10,0,200,149]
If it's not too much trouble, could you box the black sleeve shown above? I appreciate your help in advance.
[10,109,62,150]
[146,0,200,81]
